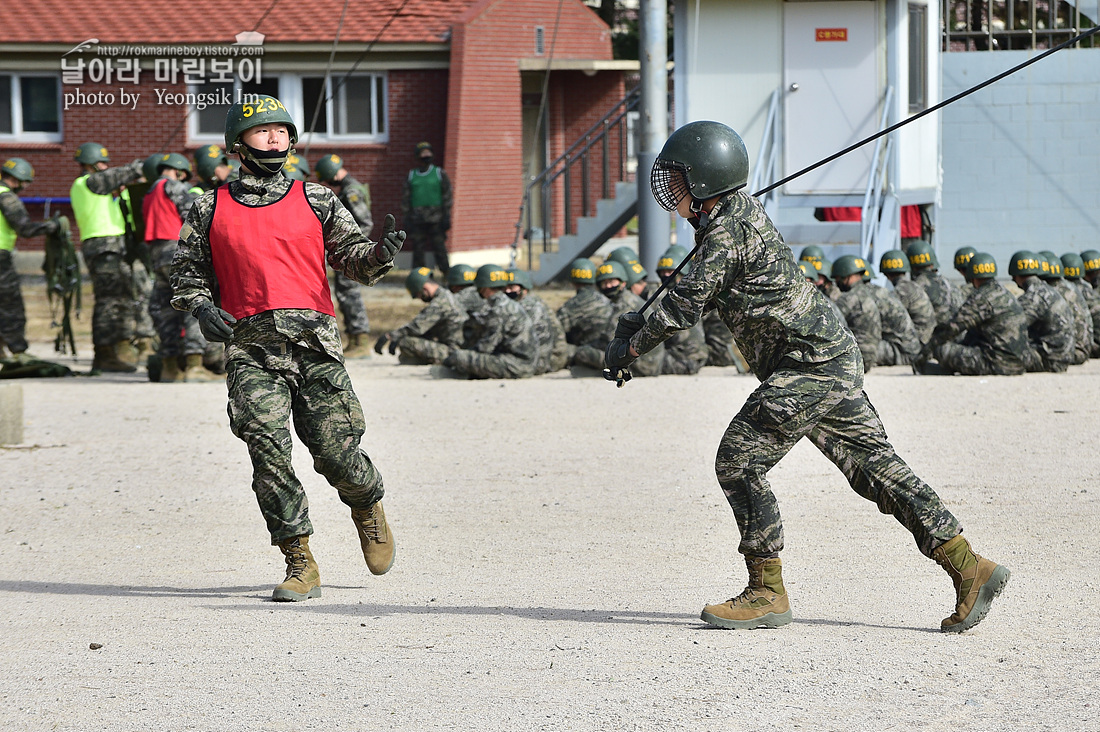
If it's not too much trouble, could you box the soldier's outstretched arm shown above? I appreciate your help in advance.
[86,160,143,194]
[0,191,56,237]
[170,199,217,313]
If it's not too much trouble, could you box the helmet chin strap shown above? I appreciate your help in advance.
[688,198,710,231]
[236,141,293,177]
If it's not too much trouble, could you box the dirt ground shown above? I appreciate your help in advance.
[2,279,1099,730]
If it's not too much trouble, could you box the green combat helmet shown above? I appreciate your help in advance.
[953,246,977,273]
[1060,253,1085,280]
[1038,251,1061,279]
[798,262,816,281]
[315,153,343,183]
[817,258,833,279]
[607,246,639,266]
[227,158,242,181]
[142,153,166,181]
[507,268,534,291]
[446,263,476,288]
[595,260,628,283]
[283,151,310,178]
[224,95,297,174]
[405,266,434,297]
[1,158,35,182]
[831,254,869,281]
[283,164,307,182]
[907,241,936,270]
[656,245,689,272]
[74,142,110,165]
[625,260,648,288]
[156,152,192,180]
[474,263,510,289]
[1080,250,1100,275]
[968,252,997,281]
[1008,250,1044,277]
[800,245,826,264]
[569,258,596,285]
[651,120,748,212]
[194,144,229,183]
[879,249,910,274]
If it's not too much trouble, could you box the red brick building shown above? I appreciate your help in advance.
[0,0,630,258]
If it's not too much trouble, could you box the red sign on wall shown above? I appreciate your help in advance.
[816,28,849,42]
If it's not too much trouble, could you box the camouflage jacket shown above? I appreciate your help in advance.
[170,171,393,363]
[892,277,936,343]
[519,293,567,372]
[631,191,855,381]
[702,309,737,357]
[1052,278,1093,363]
[931,280,1028,372]
[336,175,373,237]
[558,286,613,347]
[866,283,922,357]
[1074,280,1100,354]
[0,189,55,240]
[85,160,144,196]
[913,269,962,326]
[1016,276,1074,365]
[393,287,467,348]
[835,281,882,369]
[469,291,537,361]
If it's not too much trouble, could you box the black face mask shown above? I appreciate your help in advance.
[418,156,433,169]
[240,143,291,177]
[505,290,522,301]
[600,284,622,300]
[658,272,677,285]
[836,279,854,293]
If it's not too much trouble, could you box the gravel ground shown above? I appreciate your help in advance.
[2,346,1098,731]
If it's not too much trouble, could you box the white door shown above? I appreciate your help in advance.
[783,1,881,195]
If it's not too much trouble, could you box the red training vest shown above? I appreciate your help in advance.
[143,178,183,242]
[208,181,335,320]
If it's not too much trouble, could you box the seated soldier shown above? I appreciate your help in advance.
[653,246,708,375]
[375,267,468,365]
[1039,251,1091,366]
[571,260,662,375]
[864,270,922,366]
[442,264,537,379]
[800,261,845,323]
[1009,251,1073,372]
[879,249,936,344]
[505,268,567,374]
[1064,252,1100,357]
[558,257,612,365]
[953,247,977,279]
[831,255,882,372]
[908,241,964,326]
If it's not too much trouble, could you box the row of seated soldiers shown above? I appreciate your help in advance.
[797,242,1100,375]
[373,245,747,379]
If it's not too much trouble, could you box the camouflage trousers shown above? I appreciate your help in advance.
[81,237,135,347]
[0,250,28,353]
[398,335,454,365]
[226,339,384,544]
[661,350,704,375]
[935,342,1024,376]
[149,240,207,358]
[132,260,155,340]
[715,349,961,559]
[332,271,370,335]
[573,344,663,376]
[875,339,914,367]
[448,348,535,379]
[407,220,450,275]
[1022,345,1069,373]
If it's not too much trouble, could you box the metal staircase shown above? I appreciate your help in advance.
[515,86,640,285]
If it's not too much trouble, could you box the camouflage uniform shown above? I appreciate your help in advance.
[146,178,202,358]
[0,187,56,353]
[401,164,453,274]
[702,310,748,371]
[446,291,537,379]
[891,277,936,343]
[1074,280,1100,357]
[574,289,663,375]
[834,280,882,371]
[629,191,961,558]
[913,269,963,327]
[391,287,467,365]
[456,286,487,348]
[661,319,708,375]
[74,162,143,347]
[1052,279,1092,365]
[518,293,568,374]
[558,286,613,363]
[331,175,373,336]
[170,172,391,543]
[928,281,1028,376]
[866,283,922,366]
[1016,276,1073,372]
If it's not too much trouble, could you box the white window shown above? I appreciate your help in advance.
[0,74,62,142]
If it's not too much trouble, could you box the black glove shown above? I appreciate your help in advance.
[442,351,458,369]
[605,337,637,373]
[194,301,237,343]
[388,334,399,355]
[373,334,388,355]
[614,311,645,340]
[369,214,405,267]
[42,219,60,235]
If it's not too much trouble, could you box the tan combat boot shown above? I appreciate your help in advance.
[350,501,395,575]
[183,353,222,382]
[933,534,1010,633]
[115,340,139,367]
[343,333,372,359]
[134,337,154,363]
[160,356,183,383]
[92,344,137,373]
[273,535,321,602]
[701,556,792,629]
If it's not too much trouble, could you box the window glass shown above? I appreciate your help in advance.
[0,76,12,134]
[21,77,60,132]
[339,76,375,135]
[301,77,329,135]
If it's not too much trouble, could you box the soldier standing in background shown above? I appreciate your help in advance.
[401,142,452,276]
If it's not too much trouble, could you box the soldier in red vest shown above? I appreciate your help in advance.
[170,95,404,602]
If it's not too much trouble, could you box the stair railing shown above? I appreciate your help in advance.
[749,88,782,213]
[860,86,895,262]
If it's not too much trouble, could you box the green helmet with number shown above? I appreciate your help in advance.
[967,252,997,280]
[446,263,476,288]
[625,260,648,287]
[1008,250,1043,277]
[405,266,434,297]
[831,254,869,280]
[474,263,510,289]
[283,164,307,182]
[656,245,689,272]
[879,249,910,274]
[75,142,110,165]
[155,152,192,180]
[798,262,816,281]
[507,268,534,291]
[607,246,639,266]
[224,95,297,152]
[799,245,826,264]
[1080,250,1100,274]
[315,153,344,183]
[595,260,628,284]
[226,158,241,181]
[1060,253,1084,280]
[1039,252,1062,279]
[1,158,35,183]
[283,151,309,177]
[817,258,832,279]
[651,121,749,211]
[194,144,229,182]
[568,258,597,284]
[907,241,936,270]
[142,153,165,181]
[953,246,977,273]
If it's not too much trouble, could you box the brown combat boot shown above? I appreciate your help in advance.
[350,501,395,575]
[183,353,222,382]
[115,340,139,367]
[273,535,321,602]
[134,337,154,363]
[343,333,372,359]
[933,534,1010,633]
[701,556,792,630]
[160,356,183,383]
[92,344,137,373]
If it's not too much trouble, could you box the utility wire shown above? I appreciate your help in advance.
[303,0,352,156]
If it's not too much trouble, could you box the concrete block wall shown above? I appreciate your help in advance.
[939,47,1100,270]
